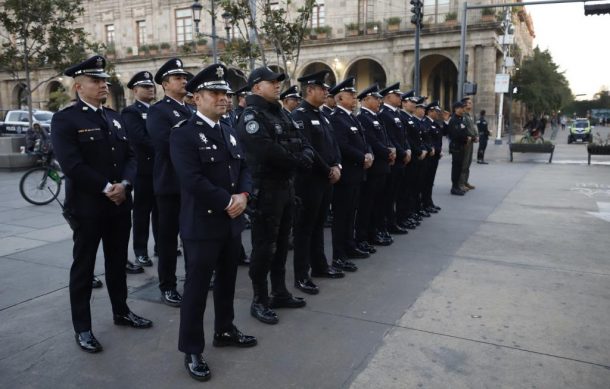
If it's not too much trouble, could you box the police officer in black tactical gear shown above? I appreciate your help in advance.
[291,70,344,296]
[236,67,315,325]
[355,83,396,251]
[51,55,152,354]
[123,71,157,271]
[147,58,193,307]
[170,64,257,382]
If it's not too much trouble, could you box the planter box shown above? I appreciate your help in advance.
[480,15,495,22]
[346,29,358,37]
[587,145,610,165]
[387,24,400,32]
[509,143,555,163]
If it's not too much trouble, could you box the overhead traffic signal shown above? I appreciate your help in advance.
[584,3,610,15]
[411,0,424,26]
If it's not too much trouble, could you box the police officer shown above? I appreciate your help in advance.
[378,83,411,238]
[280,85,301,115]
[355,84,396,250]
[291,70,344,295]
[229,85,250,128]
[321,88,336,117]
[412,97,433,217]
[236,66,314,325]
[328,77,372,270]
[476,110,490,164]
[123,71,157,270]
[421,101,444,212]
[147,58,193,307]
[51,55,152,353]
[448,101,469,196]
[170,64,257,382]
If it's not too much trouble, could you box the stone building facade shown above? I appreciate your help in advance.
[0,0,534,134]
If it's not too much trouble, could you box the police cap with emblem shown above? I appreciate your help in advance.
[297,70,330,88]
[326,85,336,97]
[453,100,465,109]
[248,66,286,87]
[127,71,154,89]
[400,89,417,102]
[379,82,402,97]
[280,85,301,100]
[235,85,251,96]
[185,64,231,93]
[415,96,427,108]
[425,100,442,113]
[328,77,357,95]
[357,83,382,100]
[154,58,189,84]
[65,55,110,78]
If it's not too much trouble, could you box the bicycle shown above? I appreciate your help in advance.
[19,147,64,205]
[519,127,545,144]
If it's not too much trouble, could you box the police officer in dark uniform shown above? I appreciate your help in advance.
[328,77,372,270]
[291,70,344,295]
[355,84,396,251]
[420,101,443,212]
[448,101,468,196]
[147,58,193,307]
[280,85,301,115]
[321,88,336,117]
[229,85,250,128]
[51,55,152,353]
[123,71,157,270]
[476,110,490,164]
[378,83,411,238]
[236,67,314,325]
[412,97,433,217]
[170,64,257,382]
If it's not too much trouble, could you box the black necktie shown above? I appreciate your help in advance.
[97,108,109,129]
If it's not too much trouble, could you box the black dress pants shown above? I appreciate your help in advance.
[332,183,360,259]
[178,235,240,355]
[293,176,332,281]
[451,150,465,189]
[384,167,404,227]
[156,194,180,292]
[355,174,385,243]
[477,136,488,161]
[132,174,158,257]
[70,211,131,332]
[423,155,440,206]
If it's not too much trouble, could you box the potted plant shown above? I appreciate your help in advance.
[160,42,171,54]
[126,47,134,57]
[386,17,401,32]
[181,41,196,54]
[138,44,148,56]
[481,8,496,22]
[366,21,380,34]
[314,26,332,39]
[587,132,610,165]
[148,44,159,55]
[105,43,116,59]
[196,38,208,52]
[445,12,458,25]
[345,22,359,37]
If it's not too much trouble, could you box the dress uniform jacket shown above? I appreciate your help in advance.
[378,104,409,166]
[448,115,468,152]
[329,107,370,184]
[170,115,251,240]
[400,111,426,158]
[122,101,153,175]
[52,99,136,217]
[321,105,333,118]
[147,96,192,194]
[357,107,391,176]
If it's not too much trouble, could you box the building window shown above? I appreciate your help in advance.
[268,1,280,10]
[175,8,193,46]
[423,0,451,24]
[137,20,146,47]
[358,0,374,26]
[105,24,115,44]
[312,1,325,29]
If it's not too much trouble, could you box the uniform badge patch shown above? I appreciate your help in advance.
[274,123,283,134]
[394,118,401,123]
[113,119,121,129]
[199,133,208,144]
[82,106,88,111]
[350,126,358,132]
[311,120,320,125]
[229,134,237,146]
[246,121,259,134]
[244,113,254,122]
[173,110,180,117]
[212,144,217,150]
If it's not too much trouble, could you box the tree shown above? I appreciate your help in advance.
[512,47,573,115]
[0,0,101,121]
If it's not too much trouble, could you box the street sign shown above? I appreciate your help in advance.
[495,74,510,93]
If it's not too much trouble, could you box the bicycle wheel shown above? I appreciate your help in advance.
[19,167,62,205]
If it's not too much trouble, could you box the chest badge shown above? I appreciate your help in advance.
[199,133,208,144]
[113,119,121,129]
[141,113,147,120]
[229,134,237,146]
[212,144,217,150]
[173,110,180,118]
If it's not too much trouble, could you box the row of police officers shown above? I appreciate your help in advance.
[51,54,477,382]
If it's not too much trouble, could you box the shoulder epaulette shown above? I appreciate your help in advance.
[172,119,188,129]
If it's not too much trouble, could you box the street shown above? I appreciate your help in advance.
[0,136,609,388]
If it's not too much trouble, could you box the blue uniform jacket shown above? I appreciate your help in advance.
[170,115,251,240]
[51,99,136,216]
[122,101,153,176]
[147,96,192,195]
[357,108,391,176]
[329,107,370,185]
[422,116,443,153]
[378,104,410,167]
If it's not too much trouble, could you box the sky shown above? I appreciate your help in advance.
[527,2,609,100]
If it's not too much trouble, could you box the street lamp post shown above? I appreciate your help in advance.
[222,12,232,43]
[192,0,218,63]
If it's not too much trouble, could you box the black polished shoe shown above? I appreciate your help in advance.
[250,302,279,324]
[113,311,153,328]
[92,276,103,289]
[398,221,417,230]
[357,241,376,254]
[411,213,423,221]
[347,247,370,259]
[75,330,103,353]
[239,254,251,266]
[372,233,392,246]
[381,230,394,243]
[135,255,153,267]
[125,260,144,274]
[408,217,421,226]
[269,294,306,309]
[418,210,431,218]
[184,354,211,382]
[311,266,345,278]
[208,272,215,291]
[425,206,439,214]
[451,188,465,196]
[388,224,408,235]
[161,289,182,307]
[213,326,257,348]
[432,204,441,211]
[294,278,319,295]
[332,258,358,272]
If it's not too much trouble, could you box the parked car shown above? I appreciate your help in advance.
[0,109,54,134]
[567,118,593,143]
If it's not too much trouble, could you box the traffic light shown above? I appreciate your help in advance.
[411,0,424,26]
[584,3,610,15]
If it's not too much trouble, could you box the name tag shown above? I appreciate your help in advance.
[311,120,320,125]
[350,126,358,132]
[373,121,379,125]
[461,124,466,129]
[78,128,101,133]
[394,118,400,123]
